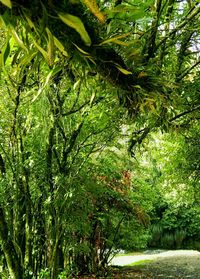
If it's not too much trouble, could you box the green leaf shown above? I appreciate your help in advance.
[73,79,81,90]
[32,66,62,102]
[105,4,144,16]
[33,40,49,63]
[53,35,68,57]
[114,63,132,75]
[23,13,39,35]
[9,27,28,51]
[46,28,55,66]
[99,33,131,46]
[17,51,37,73]
[1,38,10,66]
[58,12,91,46]
[82,0,106,24]
[73,43,90,55]
[0,0,12,9]
[90,91,96,106]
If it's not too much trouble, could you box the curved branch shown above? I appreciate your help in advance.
[170,105,200,122]
[176,59,200,82]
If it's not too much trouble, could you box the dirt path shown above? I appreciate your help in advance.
[111,250,200,266]
[111,250,200,279]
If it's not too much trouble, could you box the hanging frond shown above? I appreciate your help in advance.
[82,0,106,24]
[58,12,92,46]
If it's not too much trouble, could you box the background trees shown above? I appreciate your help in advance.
[132,125,200,250]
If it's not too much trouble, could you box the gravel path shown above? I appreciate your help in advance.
[111,250,200,278]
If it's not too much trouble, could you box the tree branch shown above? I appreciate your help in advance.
[61,121,84,172]
[142,0,163,63]
[170,105,200,122]
[176,59,200,81]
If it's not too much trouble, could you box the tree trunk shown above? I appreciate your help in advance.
[25,205,33,272]
[0,207,24,279]
[51,238,64,279]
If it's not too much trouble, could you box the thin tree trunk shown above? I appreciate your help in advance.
[0,207,24,279]
[51,235,64,279]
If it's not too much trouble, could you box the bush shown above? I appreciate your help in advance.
[115,219,150,251]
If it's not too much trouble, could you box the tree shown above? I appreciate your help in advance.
[0,31,148,277]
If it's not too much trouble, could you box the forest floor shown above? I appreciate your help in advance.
[79,250,200,279]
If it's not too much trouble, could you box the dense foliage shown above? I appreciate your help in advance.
[133,126,200,250]
[0,0,200,278]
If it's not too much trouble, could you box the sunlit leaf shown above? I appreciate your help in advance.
[23,13,38,34]
[0,0,12,9]
[108,5,139,13]
[114,63,132,75]
[90,91,96,106]
[88,57,96,65]
[112,39,131,46]
[9,27,28,51]
[105,4,146,20]
[46,28,55,66]
[33,40,49,64]
[132,85,142,89]
[58,12,91,46]
[32,67,62,102]
[0,37,10,66]
[0,16,3,27]
[73,79,81,90]
[99,33,131,46]
[73,43,90,55]
[138,71,148,78]
[17,51,37,73]
[53,35,68,57]
[82,0,106,24]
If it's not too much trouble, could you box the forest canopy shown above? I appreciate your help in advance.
[0,1,200,279]
[0,0,200,145]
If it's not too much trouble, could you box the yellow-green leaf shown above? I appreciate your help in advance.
[90,91,96,106]
[53,36,68,57]
[73,43,90,55]
[115,63,132,75]
[58,12,91,46]
[33,40,49,63]
[32,66,63,102]
[132,85,142,89]
[0,37,10,67]
[0,0,12,9]
[23,13,38,34]
[99,33,131,46]
[82,0,106,24]
[17,51,37,72]
[73,79,81,90]
[0,16,4,27]
[32,69,54,102]
[9,27,28,51]
[111,39,131,46]
[46,28,55,66]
